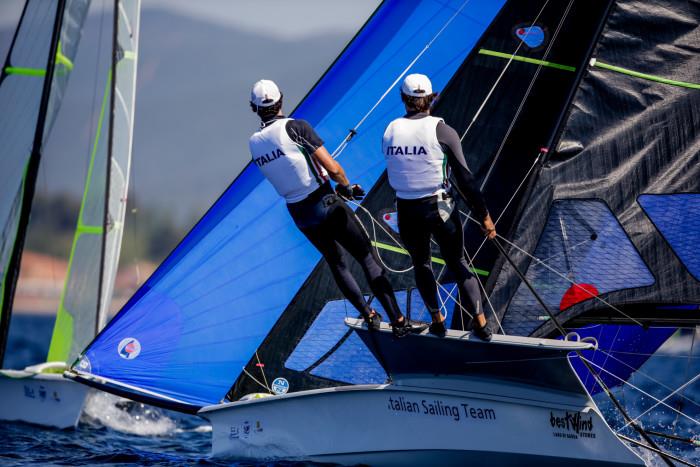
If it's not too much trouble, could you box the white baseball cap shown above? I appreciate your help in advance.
[401,73,433,97]
[250,79,282,107]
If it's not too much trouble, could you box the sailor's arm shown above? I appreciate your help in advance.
[311,145,350,186]
[437,121,496,239]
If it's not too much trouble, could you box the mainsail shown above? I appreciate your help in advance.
[0,0,90,365]
[48,0,141,364]
[71,0,509,411]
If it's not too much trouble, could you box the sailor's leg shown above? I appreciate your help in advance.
[432,208,484,321]
[397,200,441,316]
[299,221,373,319]
[332,202,404,324]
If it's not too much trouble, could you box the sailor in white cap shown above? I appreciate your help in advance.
[248,79,427,338]
[382,73,496,340]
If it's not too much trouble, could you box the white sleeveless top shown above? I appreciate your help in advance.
[249,118,328,203]
[382,115,446,199]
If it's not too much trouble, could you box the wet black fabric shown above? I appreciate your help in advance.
[287,183,403,324]
[397,195,484,318]
[491,0,700,337]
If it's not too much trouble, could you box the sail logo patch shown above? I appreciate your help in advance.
[117,338,141,360]
[271,377,289,395]
[77,356,92,372]
[380,210,399,233]
[514,25,546,49]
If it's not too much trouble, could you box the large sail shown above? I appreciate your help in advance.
[490,0,700,337]
[0,0,90,365]
[235,0,616,398]
[71,0,509,411]
[48,0,141,364]
[485,0,700,396]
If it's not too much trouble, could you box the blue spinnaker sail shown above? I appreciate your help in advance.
[73,0,507,408]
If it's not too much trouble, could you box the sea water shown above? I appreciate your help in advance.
[1,315,698,466]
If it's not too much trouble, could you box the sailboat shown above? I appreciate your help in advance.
[0,0,141,429]
[66,0,698,464]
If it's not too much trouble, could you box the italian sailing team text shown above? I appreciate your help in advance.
[387,396,496,422]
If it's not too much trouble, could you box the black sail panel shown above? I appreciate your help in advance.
[491,0,700,338]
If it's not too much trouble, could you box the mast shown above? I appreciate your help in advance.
[0,0,68,365]
[96,0,119,336]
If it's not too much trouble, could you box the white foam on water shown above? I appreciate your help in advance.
[81,391,177,436]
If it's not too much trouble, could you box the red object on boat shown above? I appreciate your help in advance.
[559,283,599,311]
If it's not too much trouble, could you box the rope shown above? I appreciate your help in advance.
[255,351,271,393]
[331,0,474,159]
[241,367,271,394]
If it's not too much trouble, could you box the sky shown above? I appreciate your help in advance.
[0,0,380,241]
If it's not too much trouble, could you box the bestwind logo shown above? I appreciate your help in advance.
[386,145,428,156]
[550,411,595,440]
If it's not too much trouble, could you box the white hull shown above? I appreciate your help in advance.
[0,366,89,429]
[201,380,643,466]
[200,319,643,466]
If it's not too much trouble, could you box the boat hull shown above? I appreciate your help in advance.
[201,381,644,466]
[0,370,89,429]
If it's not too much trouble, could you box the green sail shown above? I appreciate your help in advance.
[48,0,141,364]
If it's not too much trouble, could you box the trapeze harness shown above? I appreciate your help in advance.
[382,112,489,318]
[250,116,403,323]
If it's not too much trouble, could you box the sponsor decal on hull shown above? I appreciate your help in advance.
[550,411,596,439]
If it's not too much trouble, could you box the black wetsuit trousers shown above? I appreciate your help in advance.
[397,194,483,319]
[287,184,403,323]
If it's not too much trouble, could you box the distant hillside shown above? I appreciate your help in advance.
[36,9,358,226]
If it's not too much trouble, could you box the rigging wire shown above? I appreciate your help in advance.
[673,328,697,432]
[579,356,700,428]
[330,0,474,159]
[492,236,676,466]
[593,347,700,413]
[458,206,645,327]
[459,0,553,142]
[616,371,700,432]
